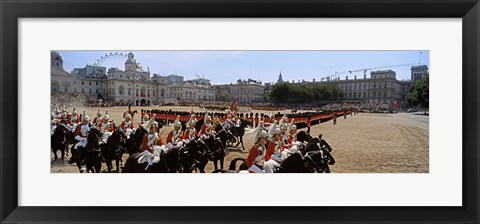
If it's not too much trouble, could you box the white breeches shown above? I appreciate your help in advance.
[270,154,283,163]
[74,137,87,149]
[50,126,56,136]
[66,123,77,133]
[264,160,279,173]
[143,150,155,167]
[248,164,264,173]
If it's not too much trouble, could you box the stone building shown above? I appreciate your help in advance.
[333,66,428,108]
[213,79,265,103]
[51,51,217,106]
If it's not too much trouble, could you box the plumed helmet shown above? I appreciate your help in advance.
[150,121,158,130]
[125,113,132,120]
[188,115,197,126]
[144,114,149,120]
[205,112,212,123]
[72,110,77,116]
[96,109,102,117]
[104,114,110,121]
[173,115,182,129]
[251,121,267,143]
[83,115,90,124]
[274,128,281,135]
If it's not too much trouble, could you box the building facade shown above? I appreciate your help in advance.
[214,79,266,103]
[332,66,428,108]
[51,51,218,106]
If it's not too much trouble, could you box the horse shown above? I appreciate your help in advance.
[228,119,252,150]
[124,124,147,155]
[122,145,180,173]
[215,153,315,173]
[301,138,336,173]
[71,127,103,173]
[51,123,69,162]
[84,127,103,173]
[178,140,209,173]
[202,130,230,170]
[100,126,127,173]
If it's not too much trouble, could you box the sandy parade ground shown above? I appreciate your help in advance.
[51,106,429,173]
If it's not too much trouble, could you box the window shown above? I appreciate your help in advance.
[74,88,77,93]
[89,81,91,85]
[96,89,99,94]
[81,81,84,85]
[81,88,84,93]
[96,82,98,85]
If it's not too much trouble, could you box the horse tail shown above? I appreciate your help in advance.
[228,157,246,170]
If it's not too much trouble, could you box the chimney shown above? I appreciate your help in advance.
[346,76,348,80]
[354,75,357,80]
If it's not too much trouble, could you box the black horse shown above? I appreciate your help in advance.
[216,153,316,173]
[84,127,103,173]
[228,119,252,150]
[71,127,103,173]
[100,126,127,173]
[124,124,147,155]
[122,145,180,173]
[202,129,230,170]
[178,140,209,173]
[51,123,69,162]
[301,138,336,173]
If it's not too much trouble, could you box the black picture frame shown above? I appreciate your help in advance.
[1,0,479,223]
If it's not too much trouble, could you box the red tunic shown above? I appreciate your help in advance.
[183,128,198,140]
[246,144,264,168]
[141,133,164,153]
[166,130,183,144]
[120,121,135,130]
[199,124,213,136]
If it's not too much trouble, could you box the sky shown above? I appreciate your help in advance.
[58,51,430,85]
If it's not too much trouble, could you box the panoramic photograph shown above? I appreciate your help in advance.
[50,50,429,173]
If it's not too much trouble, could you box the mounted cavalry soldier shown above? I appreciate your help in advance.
[98,112,113,133]
[264,127,283,173]
[73,110,90,150]
[120,113,135,138]
[279,115,290,151]
[141,115,164,171]
[141,114,150,126]
[200,112,215,139]
[183,114,198,143]
[245,121,268,173]
[66,108,80,133]
[166,116,184,149]
[92,109,104,125]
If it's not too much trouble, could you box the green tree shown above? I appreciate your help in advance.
[269,82,344,103]
[407,74,429,114]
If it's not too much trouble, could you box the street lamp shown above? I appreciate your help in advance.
[129,75,141,106]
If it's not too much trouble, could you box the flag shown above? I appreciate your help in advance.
[230,99,238,111]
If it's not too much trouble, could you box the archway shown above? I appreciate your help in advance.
[140,99,146,106]
[51,81,59,95]
[136,100,139,106]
